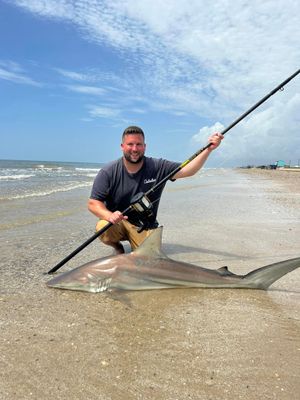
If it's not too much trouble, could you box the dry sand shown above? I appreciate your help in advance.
[0,168,299,400]
[239,168,300,210]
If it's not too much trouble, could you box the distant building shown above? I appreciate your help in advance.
[275,160,287,168]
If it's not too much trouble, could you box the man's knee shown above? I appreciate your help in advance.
[122,221,157,250]
[96,220,110,243]
[96,220,126,245]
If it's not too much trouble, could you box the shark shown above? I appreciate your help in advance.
[47,227,300,293]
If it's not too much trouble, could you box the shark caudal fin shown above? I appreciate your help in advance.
[243,257,300,289]
[134,226,168,258]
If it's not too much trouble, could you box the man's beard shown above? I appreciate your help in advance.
[123,152,144,164]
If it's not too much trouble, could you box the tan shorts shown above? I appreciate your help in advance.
[96,219,156,250]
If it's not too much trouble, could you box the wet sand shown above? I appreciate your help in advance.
[0,169,299,399]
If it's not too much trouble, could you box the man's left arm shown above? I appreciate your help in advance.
[173,132,223,179]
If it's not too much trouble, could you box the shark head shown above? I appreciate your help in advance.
[46,264,115,293]
[47,227,167,292]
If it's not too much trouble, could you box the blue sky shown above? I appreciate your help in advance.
[1,0,299,166]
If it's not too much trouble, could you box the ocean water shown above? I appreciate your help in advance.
[1,159,104,270]
[0,159,102,201]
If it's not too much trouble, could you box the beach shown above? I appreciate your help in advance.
[239,168,300,210]
[0,167,299,400]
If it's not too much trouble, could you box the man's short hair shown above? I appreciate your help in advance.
[122,126,145,140]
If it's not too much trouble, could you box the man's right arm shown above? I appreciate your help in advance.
[88,199,127,224]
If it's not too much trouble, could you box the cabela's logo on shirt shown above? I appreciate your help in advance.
[144,178,156,184]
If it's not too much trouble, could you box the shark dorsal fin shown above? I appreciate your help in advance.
[133,226,167,258]
[217,266,235,276]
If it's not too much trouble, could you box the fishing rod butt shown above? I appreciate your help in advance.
[47,222,113,274]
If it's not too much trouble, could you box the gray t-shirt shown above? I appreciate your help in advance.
[90,156,180,227]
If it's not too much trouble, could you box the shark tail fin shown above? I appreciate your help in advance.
[243,257,300,289]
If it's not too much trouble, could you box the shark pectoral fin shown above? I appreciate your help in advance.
[133,226,169,259]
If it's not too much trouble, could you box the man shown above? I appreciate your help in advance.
[88,126,223,254]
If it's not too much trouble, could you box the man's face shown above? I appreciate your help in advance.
[121,134,146,164]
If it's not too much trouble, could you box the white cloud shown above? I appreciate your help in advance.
[66,85,106,96]
[10,0,300,164]
[87,105,120,119]
[0,60,41,86]
[210,93,300,167]
[130,107,146,114]
[192,122,225,143]
[13,1,300,114]
[55,67,128,92]
[55,68,90,82]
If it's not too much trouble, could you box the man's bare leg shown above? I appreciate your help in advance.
[104,240,125,255]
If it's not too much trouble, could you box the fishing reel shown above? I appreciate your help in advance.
[130,192,159,233]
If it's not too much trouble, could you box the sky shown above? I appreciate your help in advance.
[0,0,299,167]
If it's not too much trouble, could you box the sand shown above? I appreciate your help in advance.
[0,168,299,400]
[239,168,300,210]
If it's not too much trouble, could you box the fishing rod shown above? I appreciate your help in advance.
[48,68,300,274]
